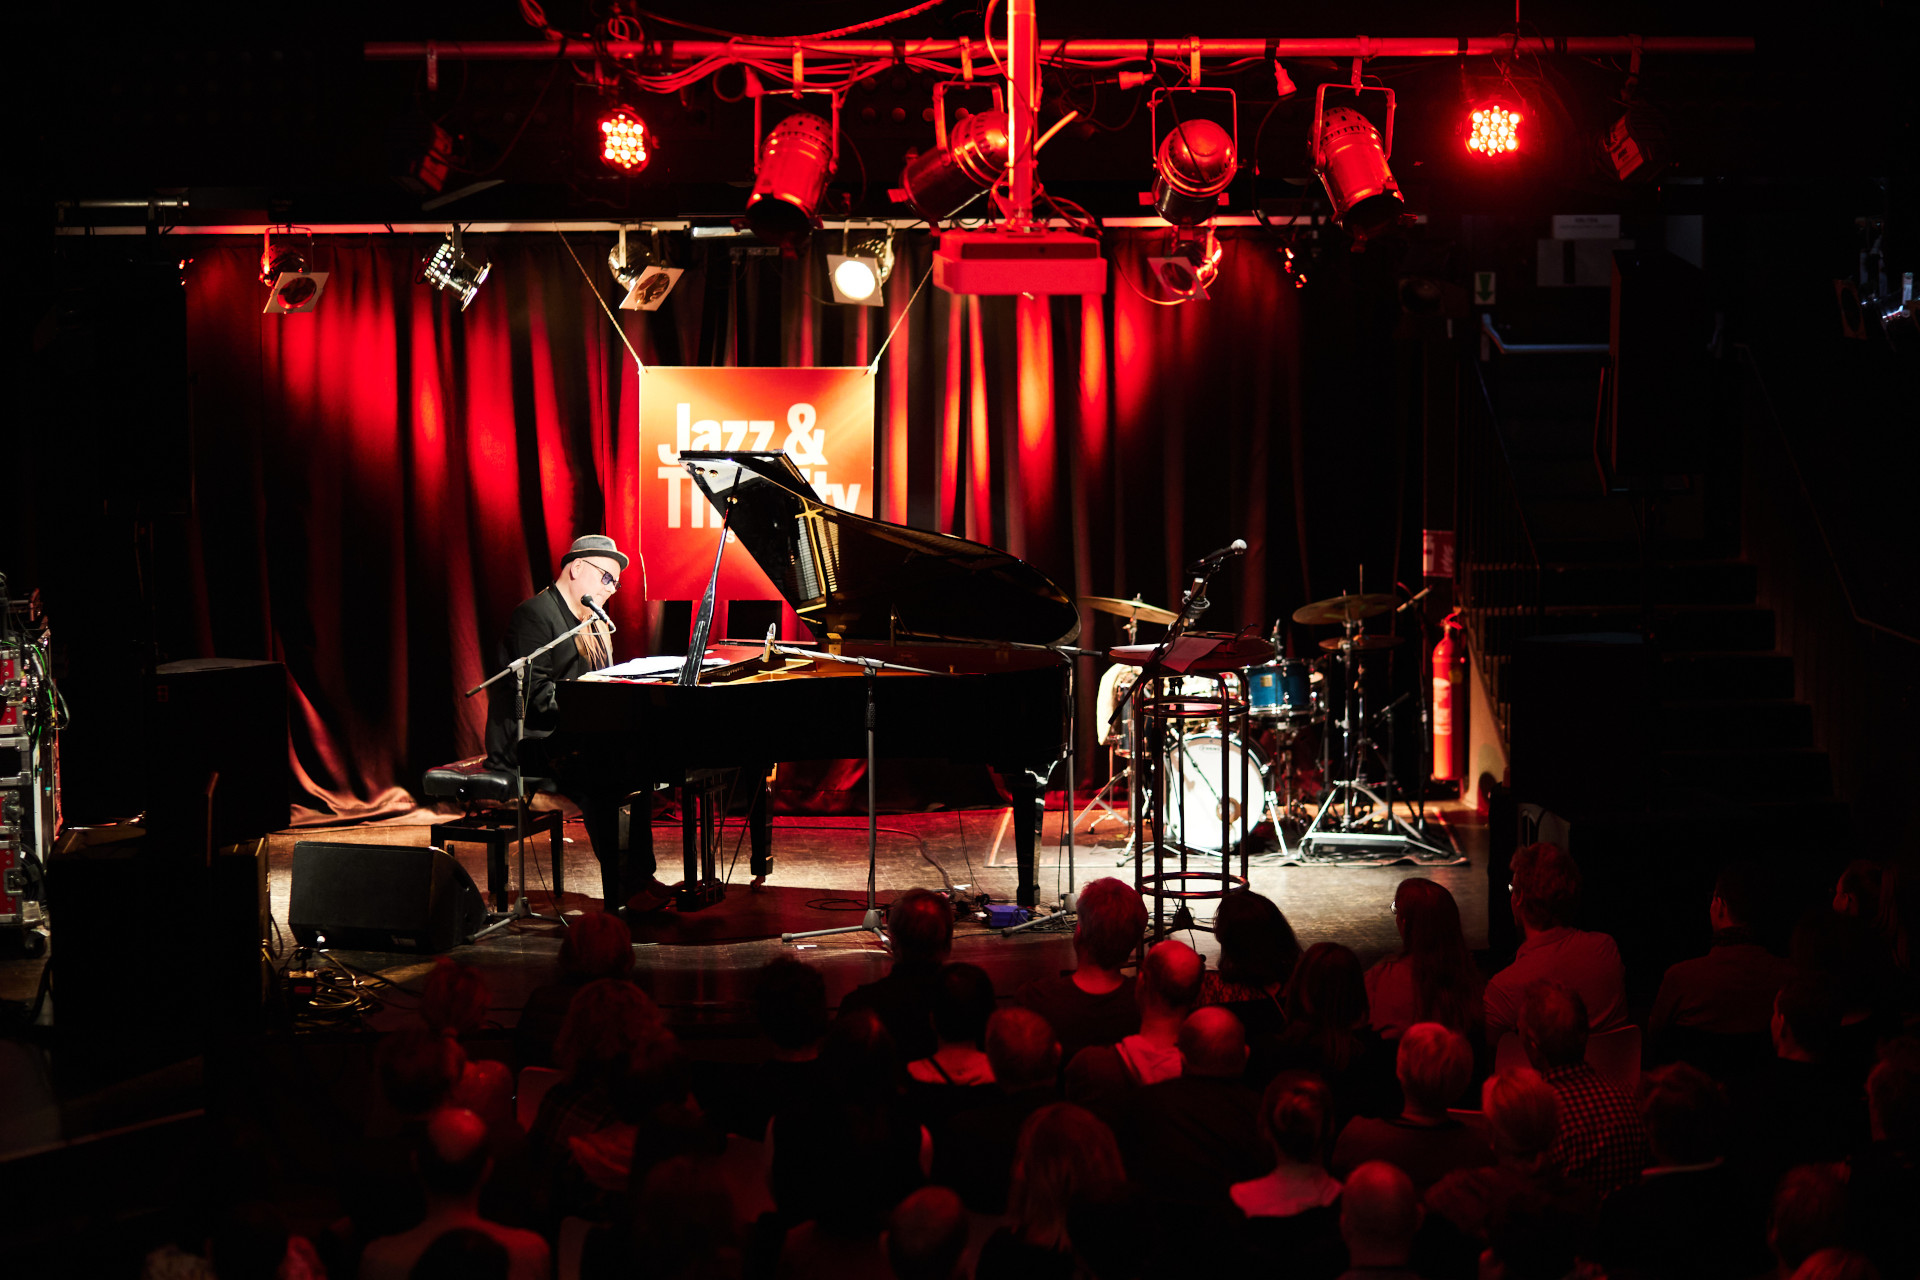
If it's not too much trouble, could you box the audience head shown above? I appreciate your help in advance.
[1007,1103,1126,1250]
[631,1155,737,1277]
[1340,1161,1422,1267]
[375,1026,466,1118]
[1257,1070,1336,1167]
[1518,980,1589,1071]
[1179,1007,1249,1079]
[1138,939,1204,1019]
[1773,978,1843,1062]
[555,977,674,1089]
[1711,864,1769,935]
[931,962,996,1048]
[888,888,954,966]
[419,958,491,1038]
[1510,843,1581,932]
[1481,1068,1560,1168]
[753,956,829,1052]
[1073,878,1147,972]
[1867,1037,1920,1147]
[1213,890,1301,990]
[884,1186,968,1280]
[1834,860,1883,920]
[1769,1164,1850,1276]
[417,1106,492,1199]
[986,1007,1061,1092]
[558,909,635,981]
[1790,1249,1883,1280]
[1284,941,1370,1031]
[1397,1022,1474,1115]
[410,1228,509,1280]
[207,1204,290,1280]
[1639,1062,1730,1167]
[1483,1189,1585,1280]
[820,1007,903,1104]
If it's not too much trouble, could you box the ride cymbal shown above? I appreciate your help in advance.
[1081,595,1179,627]
[1317,634,1406,652]
[1291,593,1397,626]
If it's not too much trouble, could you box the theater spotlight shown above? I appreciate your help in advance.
[421,226,490,310]
[1147,227,1224,301]
[260,226,328,313]
[1465,100,1523,157]
[899,83,1010,223]
[609,227,682,311]
[1149,90,1239,227]
[826,231,894,306]
[1312,83,1405,239]
[746,109,836,243]
[598,105,651,172]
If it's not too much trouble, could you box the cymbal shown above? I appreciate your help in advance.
[1292,593,1398,626]
[1318,634,1406,652]
[1081,595,1179,627]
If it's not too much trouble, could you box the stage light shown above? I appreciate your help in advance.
[259,227,307,285]
[746,111,836,243]
[1153,119,1238,226]
[259,226,328,313]
[826,231,894,306]
[899,96,1010,223]
[421,227,490,310]
[263,270,329,314]
[1147,227,1223,301]
[599,105,651,172]
[609,227,683,311]
[1466,102,1522,157]
[1313,99,1404,238]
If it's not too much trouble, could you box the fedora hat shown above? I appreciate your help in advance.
[558,534,630,572]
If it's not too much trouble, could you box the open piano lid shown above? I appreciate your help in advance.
[680,451,1079,647]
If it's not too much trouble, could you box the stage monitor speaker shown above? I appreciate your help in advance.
[289,842,486,953]
[149,659,291,848]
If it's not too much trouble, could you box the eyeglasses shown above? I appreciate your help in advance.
[578,561,620,592]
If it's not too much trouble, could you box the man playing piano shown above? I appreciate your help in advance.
[484,534,670,916]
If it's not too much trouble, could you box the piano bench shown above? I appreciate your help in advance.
[423,759,565,912]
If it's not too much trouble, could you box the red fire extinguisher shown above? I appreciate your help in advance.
[1432,611,1463,782]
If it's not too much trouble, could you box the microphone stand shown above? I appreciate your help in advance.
[463,613,607,939]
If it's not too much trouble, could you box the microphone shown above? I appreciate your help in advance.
[1186,539,1248,575]
[1396,585,1433,613]
[579,594,615,630]
[764,623,777,663]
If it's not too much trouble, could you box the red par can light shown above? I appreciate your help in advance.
[1465,101,1523,157]
[600,106,651,172]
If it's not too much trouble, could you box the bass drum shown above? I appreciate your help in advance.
[1162,732,1271,853]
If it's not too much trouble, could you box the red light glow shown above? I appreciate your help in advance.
[1466,104,1522,156]
[600,108,650,171]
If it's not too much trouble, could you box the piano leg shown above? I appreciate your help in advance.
[748,765,774,880]
[1002,768,1046,909]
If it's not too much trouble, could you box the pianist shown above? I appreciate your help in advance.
[484,534,669,916]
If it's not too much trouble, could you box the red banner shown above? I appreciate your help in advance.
[638,366,875,640]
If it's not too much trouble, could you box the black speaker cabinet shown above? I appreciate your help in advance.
[149,659,291,848]
[289,842,486,953]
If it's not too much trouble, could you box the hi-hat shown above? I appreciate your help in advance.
[1081,595,1179,627]
[1292,593,1397,626]
[1318,634,1406,652]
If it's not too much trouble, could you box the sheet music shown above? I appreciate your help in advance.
[586,654,729,682]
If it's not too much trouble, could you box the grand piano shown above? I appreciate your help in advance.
[542,451,1077,909]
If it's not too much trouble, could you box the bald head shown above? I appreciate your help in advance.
[1139,940,1204,1016]
[419,1106,491,1198]
[1340,1161,1422,1266]
[1179,1007,1249,1078]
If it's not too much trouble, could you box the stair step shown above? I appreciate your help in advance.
[1657,700,1814,750]
[1477,606,1774,655]
[1659,652,1796,702]
[1540,561,1758,608]
[1658,748,1832,801]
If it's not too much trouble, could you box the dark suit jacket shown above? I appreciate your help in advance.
[485,586,594,769]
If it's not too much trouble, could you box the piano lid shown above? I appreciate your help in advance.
[680,451,1080,647]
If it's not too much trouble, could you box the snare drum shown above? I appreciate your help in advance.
[1247,660,1313,724]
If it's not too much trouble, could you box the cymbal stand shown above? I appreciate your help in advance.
[1076,607,1139,836]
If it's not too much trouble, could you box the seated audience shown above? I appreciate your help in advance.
[357,1106,548,1280]
[514,911,634,1068]
[1121,1007,1266,1212]
[882,1186,968,1280]
[1485,844,1628,1045]
[419,959,518,1156]
[1066,939,1202,1116]
[1648,866,1795,1077]
[1518,981,1648,1197]
[345,1027,471,1247]
[976,1103,1126,1280]
[1017,877,1147,1068]
[1594,1062,1769,1279]
[1479,1189,1589,1280]
[1336,1161,1424,1280]
[1766,1164,1851,1280]
[1201,889,1301,1039]
[1789,1249,1884,1280]
[1833,859,1883,922]
[1269,942,1399,1122]
[1366,879,1484,1041]
[409,1228,510,1280]
[716,955,828,1143]
[840,887,954,1062]
[1427,1068,1593,1250]
[615,1154,741,1280]
[907,962,997,1089]
[1850,1038,1920,1280]
[1735,978,1872,1178]
[1230,1071,1346,1280]
[1332,1021,1493,1190]
[933,1007,1062,1213]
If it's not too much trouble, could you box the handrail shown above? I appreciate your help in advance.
[1480,312,1609,356]
[1736,345,1920,647]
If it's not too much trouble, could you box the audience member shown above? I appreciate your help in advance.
[907,962,997,1087]
[1649,866,1796,1077]
[1066,939,1202,1117]
[716,956,828,1143]
[1337,1161,1424,1280]
[1833,860,1884,922]
[1735,978,1872,1178]
[1594,1063,1768,1279]
[206,1203,324,1280]
[1200,890,1301,1039]
[882,1186,968,1280]
[1427,1068,1593,1250]
[346,1028,472,1246]
[1518,981,1649,1197]
[358,1106,549,1280]
[1849,1038,1920,1280]
[1789,1249,1884,1280]
[1767,1164,1850,1280]
[420,957,494,1039]
[1230,1071,1346,1280]
[1485,844,1628,1044]
[1479,1189,1588,1280]
[617,1154,741,1280]
[515,911,634,1068]
[1017,877,1147,1068]
[1120,1007,1266,1212]
[1270,942,1399,1122]
[416,959,517,1146]
[839,888,954,1063]
[1366,879,1484,1041]
[976,1103,1126,1280]
[408,1228,510,1280]
[933,1007,1062,1213]
[1331,1022,1492,1190]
